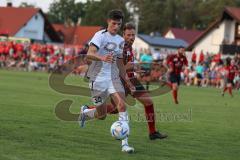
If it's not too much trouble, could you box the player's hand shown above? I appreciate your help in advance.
[101,53,114,63]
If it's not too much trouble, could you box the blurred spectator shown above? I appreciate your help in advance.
[199,50,205,64]
[191,51,197,64]
[140,48,153,90]
[0,40,239,93]
[195,62,204,87]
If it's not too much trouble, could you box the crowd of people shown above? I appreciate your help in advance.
[1,40,240,91]
[133,49,240,92]
[182,53,240,91]
[0,41,88,73]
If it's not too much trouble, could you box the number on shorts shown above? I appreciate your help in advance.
[93,96,103,105]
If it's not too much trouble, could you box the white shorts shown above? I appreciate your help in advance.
[89,78,125,106]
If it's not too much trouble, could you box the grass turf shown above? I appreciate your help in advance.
[0,69,239,160]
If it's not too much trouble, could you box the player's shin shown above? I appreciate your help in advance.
[119,111,130,146]
[144,103,156,134]
[172,89,178,103]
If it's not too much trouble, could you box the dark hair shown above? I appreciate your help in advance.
[226,57,231,66]
[108,9,124,20]
[178,46,185,49]
[123,22,136,31]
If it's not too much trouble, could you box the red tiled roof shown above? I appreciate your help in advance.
[0,7,39,35]
[0,7,62,42]
[53,24,102,45]
[164,28,203,44]
[187,6,240,51]
[225,6,240,21]
[53,24,76,44]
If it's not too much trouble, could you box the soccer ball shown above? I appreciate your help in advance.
[110,121,129,140]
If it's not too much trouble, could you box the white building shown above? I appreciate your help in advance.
[0,6,61,43]
[187,7,240,55]
[133,34,188,59]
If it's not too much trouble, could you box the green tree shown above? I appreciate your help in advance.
[131,0,240,33]
[194,0,238,29]
[19,2,35,8]
[129,0,166,34]
[81,0,130,27]
[47,0,85,25]
[46,0,240,33]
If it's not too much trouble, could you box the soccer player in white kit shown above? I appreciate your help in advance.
[79,10,135,153]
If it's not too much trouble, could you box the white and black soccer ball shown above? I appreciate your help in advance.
[110,121,129,140]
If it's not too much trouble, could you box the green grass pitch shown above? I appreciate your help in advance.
[0,70,239,160]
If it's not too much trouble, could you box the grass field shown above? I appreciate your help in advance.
[0,69,240,160]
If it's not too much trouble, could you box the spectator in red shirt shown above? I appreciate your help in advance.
[191,51,197,64]
[199,50,205,64]
[0,54,6,67]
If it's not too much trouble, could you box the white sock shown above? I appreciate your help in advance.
[83,108,96,119]
[122,136,129,146]
[119,112,130,147]
[119,111,129,122]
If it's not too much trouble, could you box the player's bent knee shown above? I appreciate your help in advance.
[139,97,153,106]
[145,100,153,106]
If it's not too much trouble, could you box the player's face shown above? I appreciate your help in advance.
[123,29,135,45]
[178,48,185,55]
[231,60,235,65]
[107,19,122,35]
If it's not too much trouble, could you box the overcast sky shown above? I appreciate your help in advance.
[0,0,87,12]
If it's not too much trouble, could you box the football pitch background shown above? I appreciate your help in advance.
[0,70,239,160]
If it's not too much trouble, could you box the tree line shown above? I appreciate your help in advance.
[21,0,240,34]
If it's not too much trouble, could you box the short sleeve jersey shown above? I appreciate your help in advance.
[87,29,125,81]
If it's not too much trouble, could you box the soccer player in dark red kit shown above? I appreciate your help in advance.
[222,58,238,97]
[166,46,188,104]
[118,22,167,140]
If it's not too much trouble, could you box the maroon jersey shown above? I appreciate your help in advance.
[123,43,134,78]
[226,65,238,80]
[167,54,188,75]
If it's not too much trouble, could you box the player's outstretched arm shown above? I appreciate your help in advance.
[86,45,103,61]
[87,45,114,63]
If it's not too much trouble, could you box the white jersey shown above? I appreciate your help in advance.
[87,29,124,81]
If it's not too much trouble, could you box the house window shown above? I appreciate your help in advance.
[35,15,38,20]
[238,25,240,35]
[234,24,240,45]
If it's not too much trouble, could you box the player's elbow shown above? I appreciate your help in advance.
[86,54,94,61]
[86,54,91,60]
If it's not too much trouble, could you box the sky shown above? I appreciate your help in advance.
[0,0,87,12]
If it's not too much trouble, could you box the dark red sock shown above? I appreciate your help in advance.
[228,86,233,96]
[223,87,228,93]
[144,104,156,134]
[172,90,178,103]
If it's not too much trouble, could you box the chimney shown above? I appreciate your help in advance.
[6,0,12,7]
